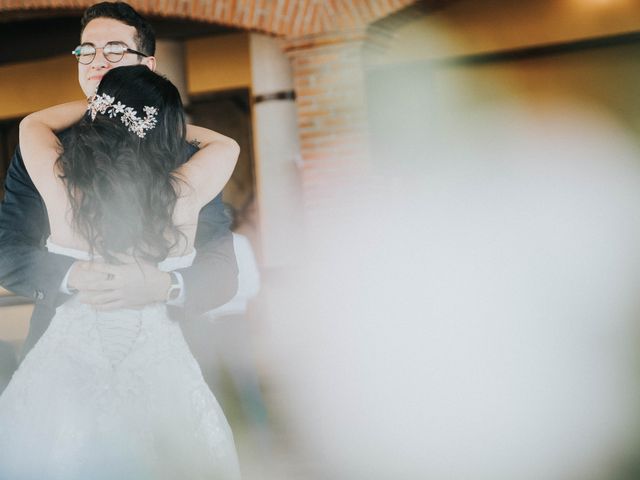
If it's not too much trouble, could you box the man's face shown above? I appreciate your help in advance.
[78,18,156,97]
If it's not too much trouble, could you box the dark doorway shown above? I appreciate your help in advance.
[0,118,21,199]
[187,88,256,227]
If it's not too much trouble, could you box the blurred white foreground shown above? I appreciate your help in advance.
[259,103,640,480]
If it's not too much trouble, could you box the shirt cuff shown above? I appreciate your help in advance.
[59,266,75,295]
[166,271,186,307]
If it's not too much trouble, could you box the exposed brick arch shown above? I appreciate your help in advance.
[1,0,417,37]
[3,0,424,228]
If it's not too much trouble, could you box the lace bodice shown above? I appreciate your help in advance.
[0,241,240,479]
[44,238,196,367]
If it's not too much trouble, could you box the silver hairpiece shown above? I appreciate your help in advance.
[88,93,159,138]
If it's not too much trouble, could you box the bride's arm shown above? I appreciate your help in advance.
[178,124,240,207]
[19,100,87,184]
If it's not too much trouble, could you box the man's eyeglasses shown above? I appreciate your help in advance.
[72,41,149,65]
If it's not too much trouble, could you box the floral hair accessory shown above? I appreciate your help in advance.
[88,93,159,138]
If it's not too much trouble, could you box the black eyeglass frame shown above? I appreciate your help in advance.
[71,41,150,65]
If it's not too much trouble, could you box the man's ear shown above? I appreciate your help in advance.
[142,56,157,72]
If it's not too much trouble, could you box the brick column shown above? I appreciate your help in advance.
[283,29,372,220]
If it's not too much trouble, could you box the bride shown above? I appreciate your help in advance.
[0,65,241,479]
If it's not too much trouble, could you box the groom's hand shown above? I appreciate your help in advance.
[69,260,171,310]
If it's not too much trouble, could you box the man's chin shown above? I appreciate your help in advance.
[81,81,100,98]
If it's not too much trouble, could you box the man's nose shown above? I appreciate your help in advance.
[91,49,109,68]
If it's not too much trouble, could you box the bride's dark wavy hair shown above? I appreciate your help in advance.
[57,65,188,263]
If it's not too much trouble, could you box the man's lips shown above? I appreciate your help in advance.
[88,75,104,81]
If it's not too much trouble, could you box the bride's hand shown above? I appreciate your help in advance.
[71,260,171,310]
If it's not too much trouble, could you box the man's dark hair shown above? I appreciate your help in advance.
[80,1,156,56]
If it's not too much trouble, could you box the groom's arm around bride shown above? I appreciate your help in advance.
[0,1,239,358]
[0,129,239,357]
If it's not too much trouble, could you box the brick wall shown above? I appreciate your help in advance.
[0,0,414,36]
[284,29,371,212]
[3,0,419,222]
[1,1,416,35]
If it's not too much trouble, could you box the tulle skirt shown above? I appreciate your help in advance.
[0,299,241,480]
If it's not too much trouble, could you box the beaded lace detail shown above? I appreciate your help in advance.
[0,242,240,479]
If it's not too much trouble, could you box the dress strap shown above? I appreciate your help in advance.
[158,250,196,271]
[46,237,195,269]
[45,237,93,261]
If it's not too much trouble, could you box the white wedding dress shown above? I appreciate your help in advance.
[0,241,241,480]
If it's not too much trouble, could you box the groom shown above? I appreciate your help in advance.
[0,2,238,357]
